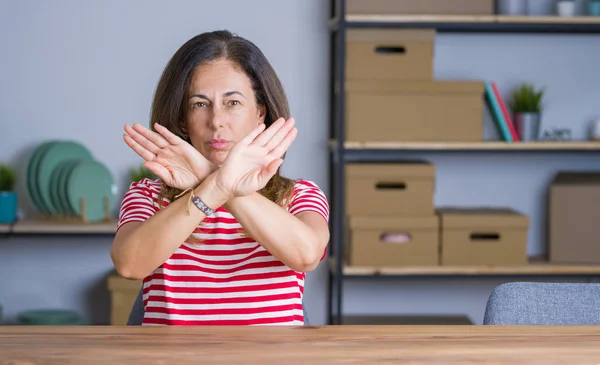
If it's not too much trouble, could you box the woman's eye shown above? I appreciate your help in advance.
[193,102,207,108]
[228,100,241,106]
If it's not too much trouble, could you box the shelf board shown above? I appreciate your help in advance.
[330,140,600,151]
[0,219,117,236]
[335,14,600,33]
[329,257,600,277]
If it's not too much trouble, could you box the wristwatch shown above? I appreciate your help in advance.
[192,195,215,216]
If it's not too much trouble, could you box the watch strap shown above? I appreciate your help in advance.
[192,195,215,216]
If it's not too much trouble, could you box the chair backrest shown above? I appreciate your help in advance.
[127,288,311,325]
[483,282,600,325]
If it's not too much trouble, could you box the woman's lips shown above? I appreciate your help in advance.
[208,139,230,149]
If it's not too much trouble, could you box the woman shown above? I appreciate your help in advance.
[110,30,330,326]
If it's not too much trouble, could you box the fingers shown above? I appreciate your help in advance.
[125,124,161,155]
[154,123,185,145]
[240,122,266,145]
[132,123,170,149]
[123,133,156,162]
[263,118,295,152]
[251,117,287,147]
[267,127,298,160]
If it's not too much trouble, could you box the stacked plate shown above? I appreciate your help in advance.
[26,140,116,222]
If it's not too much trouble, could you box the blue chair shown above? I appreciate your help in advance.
[483,282,600,325]
[127,288,310,325]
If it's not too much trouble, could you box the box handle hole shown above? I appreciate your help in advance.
[375,182,406,190]
[375,46,406,54]
[470,233,500,241]
[380,232,412,244]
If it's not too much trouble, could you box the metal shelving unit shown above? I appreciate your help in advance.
[326,0,600,325]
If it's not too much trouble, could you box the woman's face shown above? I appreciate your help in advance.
[185,58,266,166]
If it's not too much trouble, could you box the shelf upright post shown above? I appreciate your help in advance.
[327,0,347,325]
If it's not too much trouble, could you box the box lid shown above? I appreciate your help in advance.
[552,172,600,186]
[345,79,485,94]
[347,29,436,43]
[346,162,435,178]
[437,207,529,229]
[348,215,438,230]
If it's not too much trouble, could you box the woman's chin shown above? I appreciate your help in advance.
[208,151,228,166]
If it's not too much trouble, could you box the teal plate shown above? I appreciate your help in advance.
[58,160,82,216]
[26,141,57,215]
[66,160,115,222]
[53,159,82,216]
[49,160,78,216]
[36,141,93,216]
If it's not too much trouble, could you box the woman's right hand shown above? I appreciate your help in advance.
[123,123,216,190]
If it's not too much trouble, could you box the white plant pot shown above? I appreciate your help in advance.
[557,1,576,16]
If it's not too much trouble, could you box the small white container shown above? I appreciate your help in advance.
[557,0,576,16]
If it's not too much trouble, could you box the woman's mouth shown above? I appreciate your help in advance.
[208,139,230,149]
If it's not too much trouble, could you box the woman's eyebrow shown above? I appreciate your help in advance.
[189,91,246,100]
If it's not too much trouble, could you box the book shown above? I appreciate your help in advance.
[484,81,513,142]
[491,82,520,142]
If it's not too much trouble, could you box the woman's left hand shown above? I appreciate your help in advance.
[214,117,297,198]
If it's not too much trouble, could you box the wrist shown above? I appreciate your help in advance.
[194,172,231,211]
[192,162,216,183]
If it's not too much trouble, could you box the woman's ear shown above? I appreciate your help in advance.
[257,104,267,123]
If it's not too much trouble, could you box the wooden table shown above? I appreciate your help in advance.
[2,326,600,364]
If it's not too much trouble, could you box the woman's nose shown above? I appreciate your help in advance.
[210,108,225,129]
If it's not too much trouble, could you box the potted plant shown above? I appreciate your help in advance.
[0,164,17,224]
[129,166,156,183]
[509,83,545,141]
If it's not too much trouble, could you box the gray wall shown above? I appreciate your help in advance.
[1,0,599,325]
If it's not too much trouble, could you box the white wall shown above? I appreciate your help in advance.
[0,0,331,324]
[1,0,600,325]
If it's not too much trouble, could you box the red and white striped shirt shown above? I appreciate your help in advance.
[116,178,329,326]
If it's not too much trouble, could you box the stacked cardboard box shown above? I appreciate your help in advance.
[344,162,440,267]
[549,172,600,264]
[344,28,485,142]
[437,207,529,266]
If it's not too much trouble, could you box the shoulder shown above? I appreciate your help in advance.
[289,180,328,203]
[287,179,329,221]
[120,177,163,208]
[128,178,162,194]
[292,180,326,195]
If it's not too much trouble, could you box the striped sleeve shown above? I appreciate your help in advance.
[288,180,329,223]
[116,178,160,232]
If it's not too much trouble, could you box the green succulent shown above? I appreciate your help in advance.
[130,166,157,183]
[0,164,16,192]
[509,83,544,113]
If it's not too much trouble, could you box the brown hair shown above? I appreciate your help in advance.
[149,30,296,209]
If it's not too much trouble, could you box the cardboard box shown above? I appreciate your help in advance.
[549,172,600,264]
[107,272,142,325]
[438,207,529,266]
[345,80,485,142]
[345,0,494,15]
[345,215,439,267]
[346,29,435,82]
[346,162,435,216]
